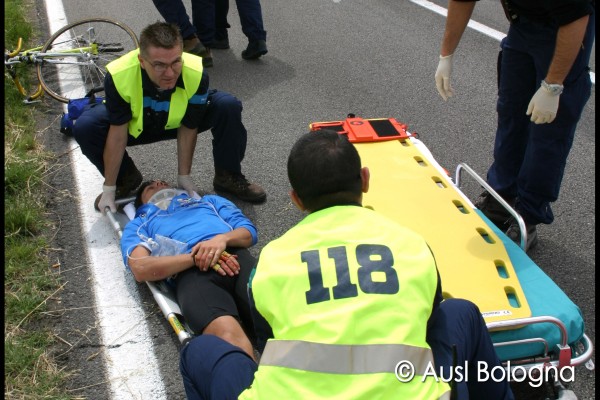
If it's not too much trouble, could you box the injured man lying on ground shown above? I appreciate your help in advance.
[119,179,258,360]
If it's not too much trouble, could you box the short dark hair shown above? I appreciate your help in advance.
[287,129,362,211]
[134,180,154,209]
[139,21,182,58]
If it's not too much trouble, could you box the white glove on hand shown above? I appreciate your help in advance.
[98,185,117,214]
[435,54,454,101]
[526,86,559,124]
[177,175,198,196]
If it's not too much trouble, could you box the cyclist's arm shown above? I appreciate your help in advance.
[128,244,196,282]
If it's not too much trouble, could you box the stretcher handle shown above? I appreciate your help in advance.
[147,281,193,345]
[105,208,123,238]
[104,207,194,345]
[455,163,527,251]
[103,196,136,236]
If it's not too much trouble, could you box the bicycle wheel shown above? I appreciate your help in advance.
[37,18,139,103]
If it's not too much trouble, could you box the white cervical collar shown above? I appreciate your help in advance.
[148,188,179,210]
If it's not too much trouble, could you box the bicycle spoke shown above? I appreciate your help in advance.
[37,18,138,103]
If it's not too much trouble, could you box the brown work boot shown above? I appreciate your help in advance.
[94,166,143,211]
[183,36,213,68]
[213,169,266,203]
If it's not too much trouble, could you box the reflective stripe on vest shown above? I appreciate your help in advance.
[106,49,203,138]
[260,340,434,375]
[244,207,451,398]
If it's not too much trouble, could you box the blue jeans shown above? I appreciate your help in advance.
[72,90,248,180]
[179,299,514,400]
[488,10,594,225]
[193,0,266,45]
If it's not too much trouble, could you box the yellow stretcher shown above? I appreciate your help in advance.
[308,116,593,380]
[310,116,530,324]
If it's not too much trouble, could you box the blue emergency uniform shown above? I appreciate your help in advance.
[457,0,595,225]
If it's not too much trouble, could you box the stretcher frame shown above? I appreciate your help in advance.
[102,117,594,397]
[307,116,595,391]
[106,199,194,345]
[454,163,594,376]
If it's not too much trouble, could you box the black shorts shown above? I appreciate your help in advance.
[174,248,256,342]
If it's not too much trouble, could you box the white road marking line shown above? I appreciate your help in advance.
[42,1,167,398]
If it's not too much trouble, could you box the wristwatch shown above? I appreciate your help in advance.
[541,80,564,96]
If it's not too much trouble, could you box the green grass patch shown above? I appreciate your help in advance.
[5,1,73,398]
[4,0,33,47]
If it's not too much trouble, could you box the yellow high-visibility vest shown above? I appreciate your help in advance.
[241,205,451,400]
[106,49,203,138]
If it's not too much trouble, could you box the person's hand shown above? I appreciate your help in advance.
[526,86,560,124]
[98,185,117,214]
[213,252,240,277]
[192,249,240,276]
[435,54,454,101]
[177,175,198,196]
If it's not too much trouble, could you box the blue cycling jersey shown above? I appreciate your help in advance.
[120,193,258,267]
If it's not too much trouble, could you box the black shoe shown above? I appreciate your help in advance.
[474,190,515,230]
[505,218,538,252]
[213,170,266,203]
[241,40,267,60]
[211,38,230,49]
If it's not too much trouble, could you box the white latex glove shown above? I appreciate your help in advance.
[98,185,117,214]
[435,54,454,101]
[177,174,198,196]
[526,86,559,124]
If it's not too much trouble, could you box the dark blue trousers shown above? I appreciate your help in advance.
[488,10,594,225]
[179,299,514,400]
[151,0,197,39]
[193,0,266,45]
[72,90,247,181]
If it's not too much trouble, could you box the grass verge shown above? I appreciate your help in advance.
[5,0,71,398]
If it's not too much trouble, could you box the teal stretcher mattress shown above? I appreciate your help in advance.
[479,211,585,362]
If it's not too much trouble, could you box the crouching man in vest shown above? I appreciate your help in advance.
[73,21,266,214]
[179,130,514,400]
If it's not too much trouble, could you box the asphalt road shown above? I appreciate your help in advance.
[36,0,595,399]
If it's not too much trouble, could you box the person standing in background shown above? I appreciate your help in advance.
[151,0,214,67]
[194,0,268,60]
[434,0,595,252]
[152,0,267,64]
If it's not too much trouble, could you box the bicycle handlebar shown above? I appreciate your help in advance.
[6,38,23,58]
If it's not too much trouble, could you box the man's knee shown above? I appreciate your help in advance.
[180,335,218,374]
[72,104,109,144]
[210,91,243,115]
[432,299,486,338]
[440,298,481,317]
[204,315,244,341]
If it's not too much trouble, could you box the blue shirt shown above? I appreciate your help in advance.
[121,194,258,267]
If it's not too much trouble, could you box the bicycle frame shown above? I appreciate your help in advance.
[5,38,107,104]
